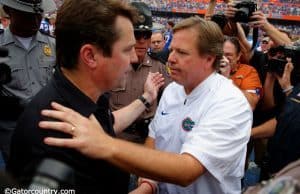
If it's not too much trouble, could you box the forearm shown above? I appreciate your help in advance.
[205,0,217,20]
[104,138,205,186]
[242,91,259,110]
[237,23,251,51]
[144,137,155,149]
[237,24,252,63]
[112,98,147,134]
[263,23,291,46]
[262,73,276,110]
[251,118,277,138]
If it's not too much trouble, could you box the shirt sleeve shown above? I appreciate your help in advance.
[240,66,262,91]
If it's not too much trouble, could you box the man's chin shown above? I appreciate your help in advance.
[135,49,147,56]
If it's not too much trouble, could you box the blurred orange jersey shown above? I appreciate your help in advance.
[231,64,263,98]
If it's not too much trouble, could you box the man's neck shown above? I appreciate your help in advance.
[61,67,103,103]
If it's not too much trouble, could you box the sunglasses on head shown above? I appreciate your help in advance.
[134,31,152,40]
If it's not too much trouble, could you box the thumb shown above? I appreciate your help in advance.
[89,114,97,122]
[89,114,102,129]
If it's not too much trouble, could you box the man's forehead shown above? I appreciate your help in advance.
[152,33,163,39]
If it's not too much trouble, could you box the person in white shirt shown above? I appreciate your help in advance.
[38,16,252,194]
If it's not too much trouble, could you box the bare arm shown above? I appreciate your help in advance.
[39,102,206,186]
[250,11,292,46]
[242,91,260,110]
[261,72,276,110]
[251,118,277,139]
[108,139,205,186]
[112,98,147,134]
[144,136,155,149]
[204,0,217,20]
[236,23,252,62]
[112,72,164,134]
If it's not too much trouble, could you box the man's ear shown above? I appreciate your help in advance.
[205,54,216,69]
[79,44,102,68]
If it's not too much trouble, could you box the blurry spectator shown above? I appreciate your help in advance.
[221,36,262,110]
[47,13,56,36]
[0,6,9,29]
[258,36,272,53]
[163,20,174,50]
[251,59,300,178]
[150,31,165,53]
[135,0,300,37]
[149,30,170,65]
[39,16,50,35]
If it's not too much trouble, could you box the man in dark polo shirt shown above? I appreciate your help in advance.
[7,0,164,193]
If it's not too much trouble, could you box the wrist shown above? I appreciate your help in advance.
[138,95,151,109]
[142,92,153,104]
[104,136,118,160]
[262,22,272,32]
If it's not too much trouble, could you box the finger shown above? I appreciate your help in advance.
[89,114,103,129]
[149,71,160,77]
[41,109,68,122]
[152,72,163,79]
[39,121,74,134]
[51,102,75,113]
[154,77,165,87]
[44,137,76,148]
[152,76,164,85]
[286,62,294,72]
[153,74,164,82]
[50,102,87,125]
[156,81,165,89]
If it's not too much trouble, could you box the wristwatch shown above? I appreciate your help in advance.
[138,95,151,109]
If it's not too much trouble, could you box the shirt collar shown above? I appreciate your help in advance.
[2,29,49,45]
[53,68,98,117]
[185,72,219,102]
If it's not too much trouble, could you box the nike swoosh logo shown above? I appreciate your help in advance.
[161,111,169,115]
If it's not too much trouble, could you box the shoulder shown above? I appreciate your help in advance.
[146,53,164,65]
[38,30,55,44]
[214,74,249,104]
[238,64,258,73]
[148,50,169,65]
[164,82,179,93]
[0,29,11,44]
[160,82,184,102]
[234,64,260,80]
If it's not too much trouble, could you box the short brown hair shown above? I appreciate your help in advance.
[173,16,224,69]
[55,0,137,69]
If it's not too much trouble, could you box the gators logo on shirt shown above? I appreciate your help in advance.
[182,117,195,132]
